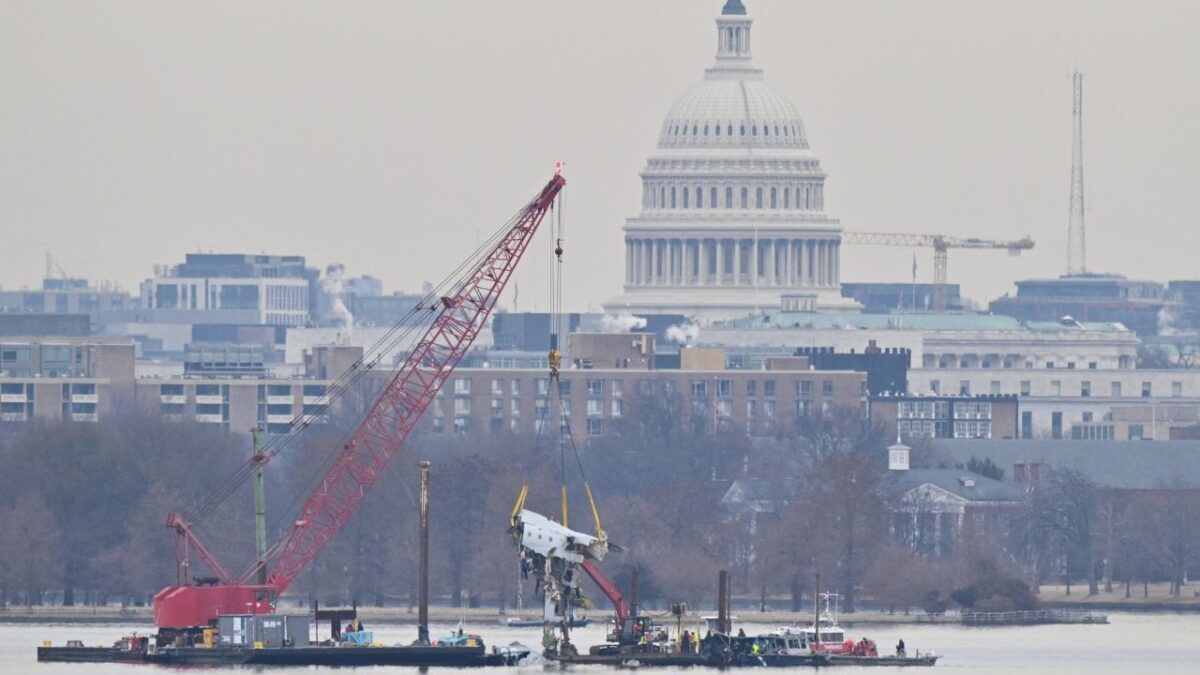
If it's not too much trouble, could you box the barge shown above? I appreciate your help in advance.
[38,615,532,667]
[38,642,529,667]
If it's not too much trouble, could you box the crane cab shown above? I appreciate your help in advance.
[611,615,660,646]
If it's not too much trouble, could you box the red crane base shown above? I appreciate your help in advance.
[154,585,273,629]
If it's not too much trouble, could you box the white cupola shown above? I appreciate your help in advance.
[888,437,910,472]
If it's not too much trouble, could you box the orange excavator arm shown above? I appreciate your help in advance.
[580,559,630,628]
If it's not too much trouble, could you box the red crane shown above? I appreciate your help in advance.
[154,172,566,634]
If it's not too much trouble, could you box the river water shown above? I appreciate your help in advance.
[4,613,1198,674]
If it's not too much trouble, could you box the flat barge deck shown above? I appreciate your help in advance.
[38,643,529,667]
[825,654,940,667]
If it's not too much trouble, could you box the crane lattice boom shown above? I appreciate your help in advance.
[154,173,565,631]
[841,232,1034,252]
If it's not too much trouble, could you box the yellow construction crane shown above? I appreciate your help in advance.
[840,232,1035,312]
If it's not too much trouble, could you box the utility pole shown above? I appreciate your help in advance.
[1067,70,1087,276]
[252,427,267,585]
[417,460,431,645]
[813,573,821,647]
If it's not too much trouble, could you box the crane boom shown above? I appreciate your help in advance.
[154,172,565,631]
[262,173,564,591]
[841,231,1033,312]
[841,231,1034,252]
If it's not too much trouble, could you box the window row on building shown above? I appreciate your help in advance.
[642,182,825,212]
[426,369,866,440]
[926,376,1190,399]
[921,354,1135,370]
[661,119,805,143]
[0,343,88,378]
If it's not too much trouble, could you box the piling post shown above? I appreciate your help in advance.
[813,573,820,648]
[630,568,640,618]
[252,427,268,585]
[717,569,730,634]
[417,460,431,645]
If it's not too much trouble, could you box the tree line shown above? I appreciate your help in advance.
[2,389,1198,613]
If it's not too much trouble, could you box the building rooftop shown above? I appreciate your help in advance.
[713,310,1130,334]
[928,439,1200,490]
[894,468,1024,503]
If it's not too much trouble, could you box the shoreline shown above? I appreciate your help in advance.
[6,583,1199,625]
[5,602,1200,626]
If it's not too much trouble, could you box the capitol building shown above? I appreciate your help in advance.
[607,0,859,322]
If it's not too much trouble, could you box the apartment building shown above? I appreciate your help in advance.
[422,335,867,440]
[910,367,1200,439]
[0,337,134,423]
[869,394,1020,440]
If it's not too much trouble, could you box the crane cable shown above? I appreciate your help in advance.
[190,228,496,525]
[550,189,568,526]
[184,187,548,528]
[257,195,546,544]
[544,188,604,543]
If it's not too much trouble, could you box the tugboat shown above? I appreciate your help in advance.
[772,589,939,667]
[775,592,852,654]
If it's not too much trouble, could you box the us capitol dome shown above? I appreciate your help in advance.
[606,0,859,321]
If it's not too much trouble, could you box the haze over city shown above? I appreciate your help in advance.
[3,0,1199,309]
[6,2,1200,673]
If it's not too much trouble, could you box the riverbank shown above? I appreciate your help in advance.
[6,582,1200,625]
[1036,582,1200,612]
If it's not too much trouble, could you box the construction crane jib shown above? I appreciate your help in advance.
[153,172,566,632]
[841,231,1034,312]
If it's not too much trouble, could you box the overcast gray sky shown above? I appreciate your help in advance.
[3,1,1198,312]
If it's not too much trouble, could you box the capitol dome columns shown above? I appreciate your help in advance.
[621,235,842,289]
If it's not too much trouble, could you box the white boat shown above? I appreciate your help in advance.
[771,593,853,655]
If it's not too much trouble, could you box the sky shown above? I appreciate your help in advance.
[2,0,1198,313]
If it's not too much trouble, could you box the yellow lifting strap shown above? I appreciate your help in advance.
[510,483,529,525]
[585,483,605,542]
[561,485,569,529]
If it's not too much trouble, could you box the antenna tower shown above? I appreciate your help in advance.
[1067,70,1087,276]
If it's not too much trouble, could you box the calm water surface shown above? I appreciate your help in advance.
[4,613,1198,674]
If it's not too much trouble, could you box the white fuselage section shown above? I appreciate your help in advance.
[515,509,605,564]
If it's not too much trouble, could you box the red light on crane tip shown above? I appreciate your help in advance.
[555,161,565,176]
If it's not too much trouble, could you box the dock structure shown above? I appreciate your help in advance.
[961,609,1108,626]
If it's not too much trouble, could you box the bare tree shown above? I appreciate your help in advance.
[1026,467,1100,596]
[1130,488,1200,598]
[791,405,888,464]
[0,492,64,606]
[1094,490,1131,594]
